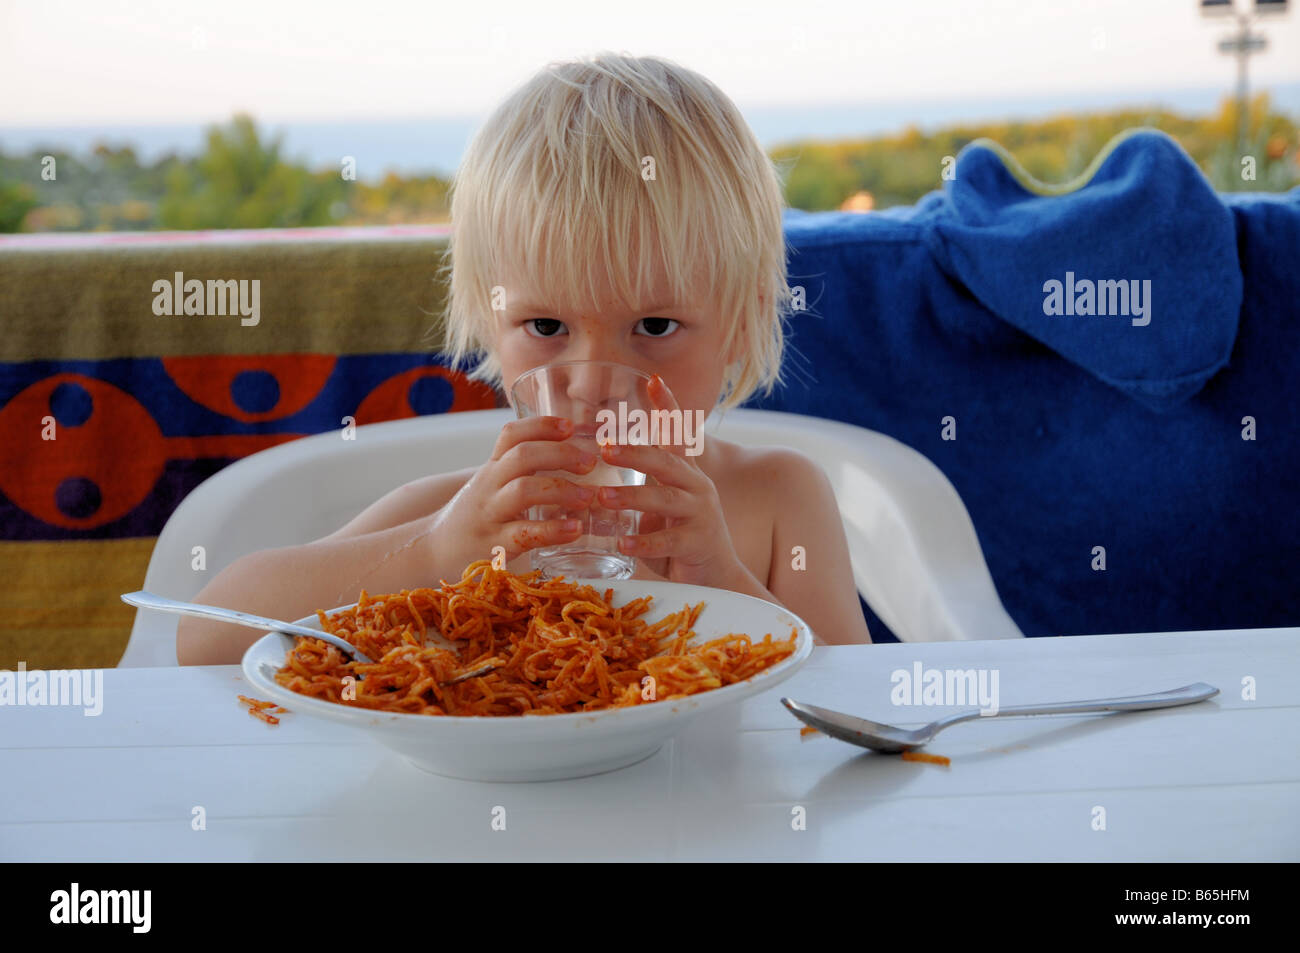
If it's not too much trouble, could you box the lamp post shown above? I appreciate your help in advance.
[1200,0,1289,153]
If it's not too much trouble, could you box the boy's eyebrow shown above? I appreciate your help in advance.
[510,301,681,315]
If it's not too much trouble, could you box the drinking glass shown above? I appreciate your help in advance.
[509,360,655,579]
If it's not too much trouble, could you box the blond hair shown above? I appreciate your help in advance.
[435,52,792,412]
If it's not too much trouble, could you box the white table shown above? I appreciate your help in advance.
[3,628,1296,861]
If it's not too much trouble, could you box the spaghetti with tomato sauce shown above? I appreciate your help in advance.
[275,560,798,716]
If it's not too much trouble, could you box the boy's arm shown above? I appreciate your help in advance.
[177,415,598,665]
[175,471,470,666]
[319,467,476,541]
[761,450,873,646]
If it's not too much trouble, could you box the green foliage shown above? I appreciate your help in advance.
[0,99,1295,232]
[0,179,37,232]
[350,170,451,225]
[157,114,348,229]
[0,144,185,231]
[775,95,1298,211]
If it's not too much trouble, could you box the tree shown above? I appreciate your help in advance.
[0,180,37,232]
[158,114,349,229]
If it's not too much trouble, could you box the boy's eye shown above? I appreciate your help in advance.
[635,317,679,338]
[524,318,567,338]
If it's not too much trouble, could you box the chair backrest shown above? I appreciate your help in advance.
[119,407,1021,665]
[713,409,1021,645]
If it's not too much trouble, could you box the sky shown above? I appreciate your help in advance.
[3,0,1299,126]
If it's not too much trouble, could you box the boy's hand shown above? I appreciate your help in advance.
[429,415,597,569]
[595,374,744,588]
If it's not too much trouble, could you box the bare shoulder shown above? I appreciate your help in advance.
[725,441,870,644]
[748,445,842,545]
[708,438,829,501]
[698,438,831,579]
[320,465,478,541]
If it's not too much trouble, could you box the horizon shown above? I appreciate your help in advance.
[4,80,1297,181]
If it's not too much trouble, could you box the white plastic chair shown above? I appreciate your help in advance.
[118,407,1022,665]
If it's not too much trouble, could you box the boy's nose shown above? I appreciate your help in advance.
[566,337,632,388]
[564,361,643,429]
[565,361,617,410]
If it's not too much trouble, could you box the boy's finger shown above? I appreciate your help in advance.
[490,416,572,460]
[599,441,701,488]
[646,374,687,456]
[494,440,598,486]
[596,482,694,518]
[617,525,689,559]
[636,511,668,536]
[488,475,596,522]
[648,373,678,413]
[500,515,584,557]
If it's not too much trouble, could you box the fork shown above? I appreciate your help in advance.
[121,590,500,684]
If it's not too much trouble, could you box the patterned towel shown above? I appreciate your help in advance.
[0,227,497,668]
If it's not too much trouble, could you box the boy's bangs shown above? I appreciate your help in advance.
[484,159,743,338]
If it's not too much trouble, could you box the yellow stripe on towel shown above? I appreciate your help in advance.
[963,127,1156,197]
[0,538,156,670]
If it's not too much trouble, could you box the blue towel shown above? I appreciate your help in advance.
[923,129,1241,411]
[754,130,1299,639]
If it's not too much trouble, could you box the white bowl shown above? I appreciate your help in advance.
[241,579,814,781]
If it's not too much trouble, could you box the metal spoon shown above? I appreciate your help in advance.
[781,682,1219,754]
[121,590,501,683]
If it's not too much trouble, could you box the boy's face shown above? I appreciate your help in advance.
[493,266,740,418]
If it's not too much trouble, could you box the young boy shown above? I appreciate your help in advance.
[176,52,871,664]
